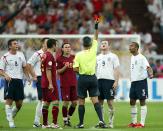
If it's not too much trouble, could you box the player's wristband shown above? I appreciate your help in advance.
[95,23,98,30]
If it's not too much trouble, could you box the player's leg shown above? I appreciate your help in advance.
[67,100,77,126]
[76,98,85,128]
[5,99,15,128]
[97,79,105,120]
[138,100,146,127]
[33,76,42,127]
[50,88,60,129]
[13,100,23,118]
[62,100,69,126]
[128,82,137,127]
[89,76,107,128]
[68,86,78,124]
[51,100,59,128]
[105,80,115,128]
[75,75,87,128]
[129,99,137,127]
[42,101,50,128]
[136,79,148,128]
[4,79,16,128]
[42,88,50,127]
[61,86,70,126]
[99,99,104,120]
[107,99,114,128]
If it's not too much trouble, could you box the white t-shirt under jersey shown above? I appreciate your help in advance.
[130,53,149,82]
[96,52,120,80]
[27,49,44,76]
[0,51,26,79]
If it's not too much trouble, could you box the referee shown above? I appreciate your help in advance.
[73,19,107,128]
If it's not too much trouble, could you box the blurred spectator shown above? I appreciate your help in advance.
[14,15,27,34]
[155,59,163,78]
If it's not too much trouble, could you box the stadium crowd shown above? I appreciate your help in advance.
[0,0,163,76]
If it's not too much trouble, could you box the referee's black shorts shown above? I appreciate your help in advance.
[77,74,100,98]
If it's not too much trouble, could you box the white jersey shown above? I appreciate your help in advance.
[27,49,44,76]
[0,51,26,79]
[96,52,120,80]
[130,53,149,82]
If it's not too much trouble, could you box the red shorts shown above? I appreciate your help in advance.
[42,88,59,102]
[61,86,77,101]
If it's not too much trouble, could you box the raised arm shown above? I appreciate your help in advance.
[94,16,100,40]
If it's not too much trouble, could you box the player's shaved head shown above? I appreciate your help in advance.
[132,42,139,49]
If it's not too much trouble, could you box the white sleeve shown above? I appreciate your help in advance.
[21,53,27,67]
[142,56,150,69]
[27,52,39,66]
[113,55,120,68]
[0,56,6,70]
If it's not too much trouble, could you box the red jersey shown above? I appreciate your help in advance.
[56,55,77,87]
[41,51,57,89]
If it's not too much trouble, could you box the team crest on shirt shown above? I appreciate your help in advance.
[48,61,52,66]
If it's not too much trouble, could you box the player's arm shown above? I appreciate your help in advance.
[46,68,53,89]
[0,57,11,81]
[23,65,31,82]
[27,64,37,80]
[147,66,153,79]
[73,67,79,73]
[94,20,99,40]
[73,54,79,73]
[113,66,120,90]
[0,69,11,81]
[57,65,68,74]
[27,53,39,80]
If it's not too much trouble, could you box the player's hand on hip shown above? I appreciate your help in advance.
[113,81,118,90]
[149,74,154,79]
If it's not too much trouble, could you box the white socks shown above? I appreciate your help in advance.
[131,105,137,124]
[34,101,42,124]
[5,105,14,122]
[140,105,147,126]
[109,108,114,125]
[131,105,147,126]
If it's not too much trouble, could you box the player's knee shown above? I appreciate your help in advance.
[140,100,146,106]
[71,101,77,107]
[63,101,69,107]
[130,99,136,106]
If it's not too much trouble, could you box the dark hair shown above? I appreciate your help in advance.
[132,42,139,49]
[47,38,57,48]
[156,59,160,63]
[8,39,17,49]
[83,36,92,47]
[61,42,70,56]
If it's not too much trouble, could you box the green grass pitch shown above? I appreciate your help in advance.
[0,102,163,131]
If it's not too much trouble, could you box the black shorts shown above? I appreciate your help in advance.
[129,79,148,100]
[4,79,24,101]
[36,76,42,100]
[77,74,99,98]
[98,79,115,100]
